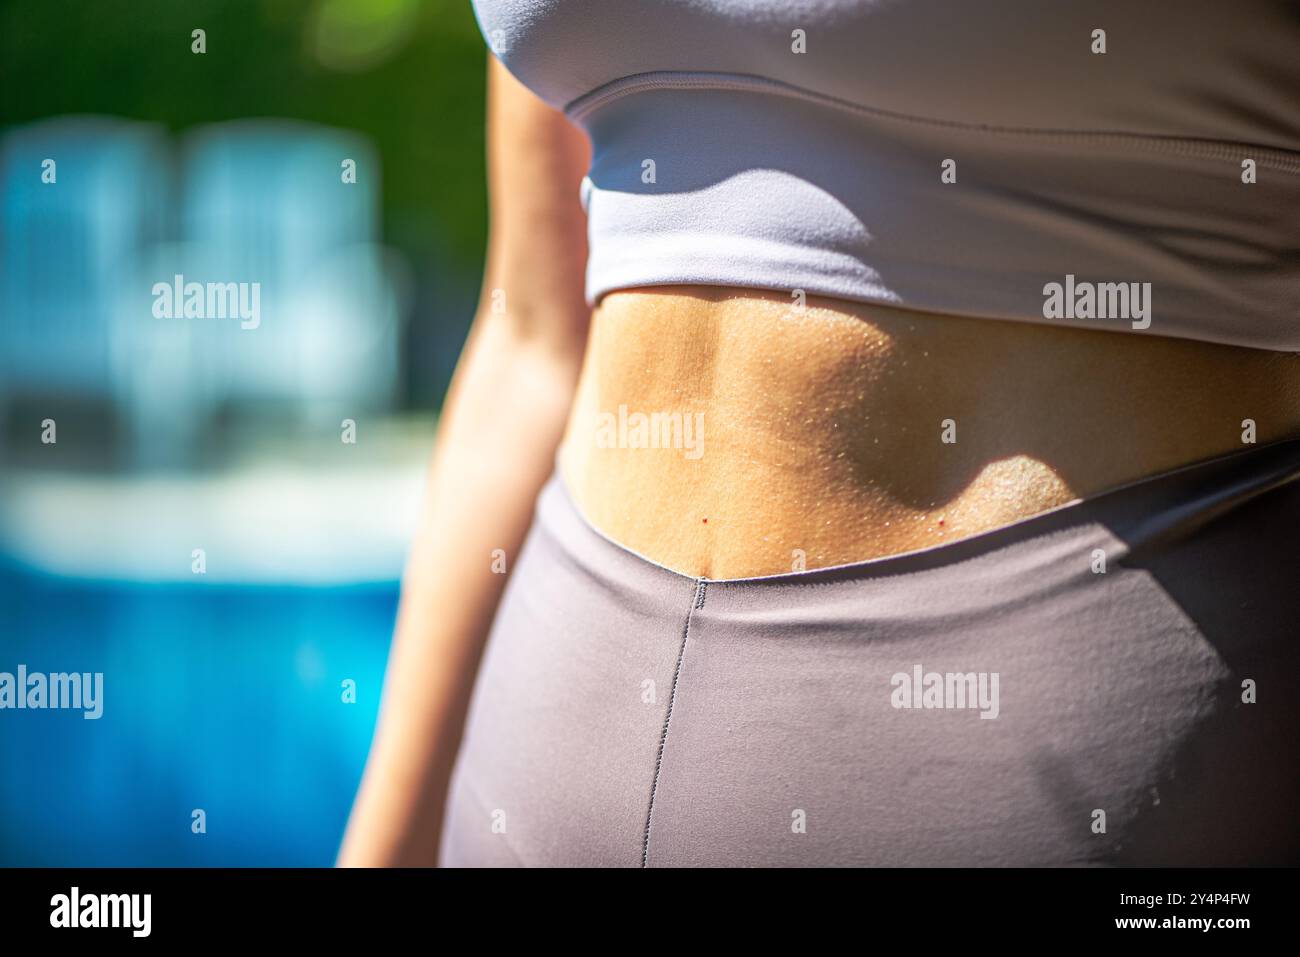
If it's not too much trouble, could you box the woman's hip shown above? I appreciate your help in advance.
[440,438,1300,867]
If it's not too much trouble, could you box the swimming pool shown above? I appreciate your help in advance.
[0,556,396,866]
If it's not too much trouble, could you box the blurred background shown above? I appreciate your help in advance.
[0,0,491,864]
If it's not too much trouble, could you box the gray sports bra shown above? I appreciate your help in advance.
[471,0,1300,350]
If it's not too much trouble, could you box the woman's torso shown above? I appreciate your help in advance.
[477,0,1300,578]
[447,0,1300,867]
[559,289,1300,579]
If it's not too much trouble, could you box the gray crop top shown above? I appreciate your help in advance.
[471,0,1300,350]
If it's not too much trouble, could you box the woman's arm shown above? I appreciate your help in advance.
[337,57,592,866]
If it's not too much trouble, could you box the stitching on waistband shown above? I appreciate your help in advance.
[642,577,706,867]
[564,70,1300,173]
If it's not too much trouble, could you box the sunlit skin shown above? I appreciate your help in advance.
[561,286,1300,579]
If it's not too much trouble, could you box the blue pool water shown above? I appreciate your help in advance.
[0,557,396,866]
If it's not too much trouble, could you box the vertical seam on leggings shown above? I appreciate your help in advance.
[642,577,707,867]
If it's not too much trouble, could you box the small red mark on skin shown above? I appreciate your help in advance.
[702,518,708,524]
[937,516,945,526]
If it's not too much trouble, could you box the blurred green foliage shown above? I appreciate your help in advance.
[1,0,491,405]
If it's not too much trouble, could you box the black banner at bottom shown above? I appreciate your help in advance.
[0,866,1284,942]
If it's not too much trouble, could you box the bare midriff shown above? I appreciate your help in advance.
[557,286,1300,580]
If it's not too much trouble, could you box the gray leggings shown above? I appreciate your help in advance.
[440,439,1300,866]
